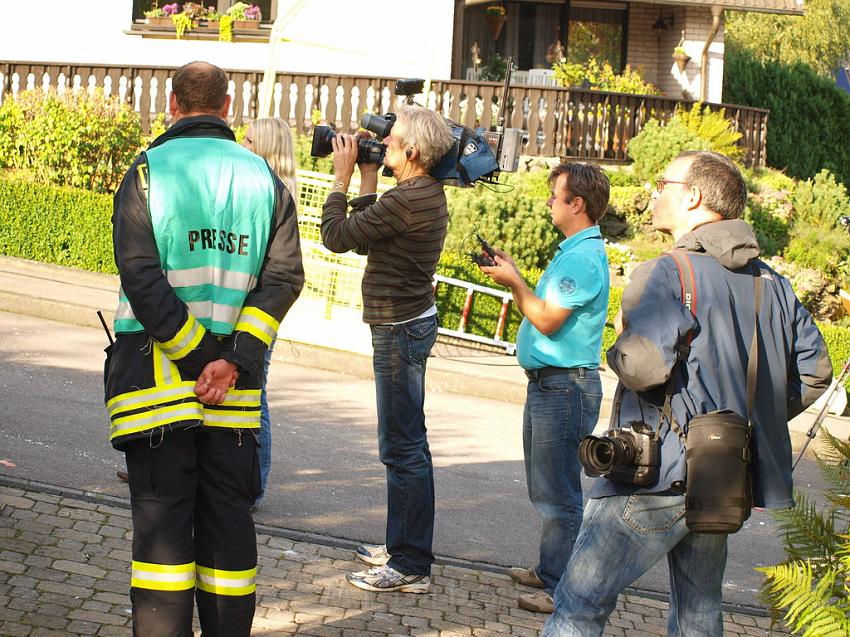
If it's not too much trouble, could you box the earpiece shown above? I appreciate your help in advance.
[405,148,413,159]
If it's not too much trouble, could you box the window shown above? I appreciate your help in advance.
[132,0,275,22]
[566,4,626,69]
[461,1,627,76]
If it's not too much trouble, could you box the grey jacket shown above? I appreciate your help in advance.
[595,219,832,508]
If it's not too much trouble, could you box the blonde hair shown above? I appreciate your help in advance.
[394,105,454,171]
[249,117,297,195]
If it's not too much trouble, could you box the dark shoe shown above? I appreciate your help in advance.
[508,567,545,588]
[116,470,129,482]
[518,591,554,613]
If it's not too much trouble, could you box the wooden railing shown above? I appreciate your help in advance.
[1,61,769,167]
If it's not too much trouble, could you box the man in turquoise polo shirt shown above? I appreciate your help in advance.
[480,162,610,614]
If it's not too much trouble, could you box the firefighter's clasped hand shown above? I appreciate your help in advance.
[193,359,238,405]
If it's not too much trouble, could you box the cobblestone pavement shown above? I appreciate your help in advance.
[0,482,790,636]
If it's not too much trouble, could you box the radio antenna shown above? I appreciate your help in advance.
[495,56,513,134]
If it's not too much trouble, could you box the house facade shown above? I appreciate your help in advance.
[2,0,801,103]
[453,0,803,103]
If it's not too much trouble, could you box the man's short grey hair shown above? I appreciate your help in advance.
[394,105,454,171]
[677,151,747,220]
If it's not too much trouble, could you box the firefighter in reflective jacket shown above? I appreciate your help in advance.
[105,62,303,636]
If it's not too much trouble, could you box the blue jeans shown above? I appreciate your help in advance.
[543,494,728,637]
[256,344,274,503]
[370,314,438,576]
[523,368,602,594]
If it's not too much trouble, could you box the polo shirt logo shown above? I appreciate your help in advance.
[559,277,577,294]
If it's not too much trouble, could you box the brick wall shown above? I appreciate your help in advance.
[626,3,725,102]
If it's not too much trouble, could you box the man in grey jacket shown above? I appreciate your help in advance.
[544,151,833,636]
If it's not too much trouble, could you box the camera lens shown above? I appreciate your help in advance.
[360,113,395,139]
[310,125,336,157]
[578,433,637,476]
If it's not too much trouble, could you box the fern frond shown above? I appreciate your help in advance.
[774,491,839,567]
[759,561,850,635]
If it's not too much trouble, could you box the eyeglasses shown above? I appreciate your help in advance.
[656,178,689,193]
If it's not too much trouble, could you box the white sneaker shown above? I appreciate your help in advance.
[355,543,390,566]
[346,565,430,593]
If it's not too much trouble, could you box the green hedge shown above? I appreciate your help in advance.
[0,178,115,273]
[820,323,850,389]
[2,176,848,377]
[724,48,850,188]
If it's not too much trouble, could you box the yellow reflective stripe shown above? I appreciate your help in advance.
[107,382,197,416]
[218,389,261,408]
[110,403,203,439]
[153,344,178,386]
[131,560,195,592]
[136,163,148,191]
[203,408,261,428]
[158,314,206,360]
[196,565,256,596]
[234,306,279,346]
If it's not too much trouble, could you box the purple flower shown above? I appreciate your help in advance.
[163,3,179,15]
[244,4,261,20]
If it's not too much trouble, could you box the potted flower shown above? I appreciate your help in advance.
[172,4,197,39]
[226,2,262,30]
[672,46,691,72]
[144,2,176,27]
[203,6,221,30]
[484,4,507,40]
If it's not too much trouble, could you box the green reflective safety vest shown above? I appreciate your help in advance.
[114,137,275,337]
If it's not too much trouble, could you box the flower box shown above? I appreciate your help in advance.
[234,19,260,30]
[146,16,172,27]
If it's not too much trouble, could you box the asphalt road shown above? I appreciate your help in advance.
[0,310,828,610]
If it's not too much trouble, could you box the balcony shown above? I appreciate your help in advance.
[1,61,768,167]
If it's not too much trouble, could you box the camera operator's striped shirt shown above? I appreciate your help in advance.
[321,174,448,324]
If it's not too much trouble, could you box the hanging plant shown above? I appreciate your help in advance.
[485,4,508,40]
[672,46,691,73]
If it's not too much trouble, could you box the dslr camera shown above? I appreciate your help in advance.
[311,75,522,187]
[578,421,661,486]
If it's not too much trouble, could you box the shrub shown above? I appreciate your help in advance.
[1,89,142,194]
[0,178,115,273]
[758,429,850,634]
[627,103,743,182]
[444,170,559,271]
[606,169,643,188]
[552,58,660,95]
[820,324,850,389]
[766,257,844,323]
[792,170,850,230]
[608,185,652,233]
[744,190,792,257]
[724,48,850,188]
[627,119,709,182]
[675,102,742,160]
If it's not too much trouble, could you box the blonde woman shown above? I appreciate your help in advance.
[243,117,298,508]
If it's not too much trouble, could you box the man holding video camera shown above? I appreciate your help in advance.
[479,162,610,614]
[543,151,833,636]
[321,104,454,593]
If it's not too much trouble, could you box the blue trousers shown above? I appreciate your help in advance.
[523,368,602,594]
[370,314,438,576]
[543,493,728,636]
[256,345,274,503]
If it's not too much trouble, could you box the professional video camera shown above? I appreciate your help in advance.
[310,63,523,187]
[578,421,661,486]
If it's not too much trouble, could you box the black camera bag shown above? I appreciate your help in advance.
[667,251,763,534]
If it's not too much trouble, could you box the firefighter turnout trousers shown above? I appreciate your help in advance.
[125,426,261,637]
